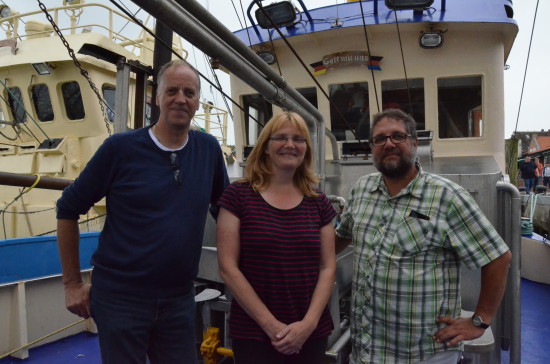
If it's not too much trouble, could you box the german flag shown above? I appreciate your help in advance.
[367,56,383,71]
[310,61,327,76]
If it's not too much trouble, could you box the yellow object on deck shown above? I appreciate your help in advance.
[200,327,234,364]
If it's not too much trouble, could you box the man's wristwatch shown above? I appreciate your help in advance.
[471,314,490,329]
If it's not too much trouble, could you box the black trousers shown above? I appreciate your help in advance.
[232,337,328,364]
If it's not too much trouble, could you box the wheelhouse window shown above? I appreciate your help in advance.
[7,87,27,124]
[102,84,116,122]
[381,78,425,130]
[242,93,272,146]
[437,76,482,139]
[31,84,54,122]
[61,81,85,120]
[329,82,369,141]
[297,87,318,109]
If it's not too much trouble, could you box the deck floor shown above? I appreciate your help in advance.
[0,332,100,363]
[1,278,549,363]
[505,278,550,364]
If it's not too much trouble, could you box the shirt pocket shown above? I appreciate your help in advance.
[392,216,444,255]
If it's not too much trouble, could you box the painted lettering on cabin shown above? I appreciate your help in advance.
[310,51,382,76]
[322,51,381,68]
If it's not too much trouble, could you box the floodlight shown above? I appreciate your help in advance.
[0,5,12,18]
[385,0,434,10]
[419,31,443,49]
[32,63,51,75]
[255,1,296,29]
[257,51,277,65]
[63,0,85,6]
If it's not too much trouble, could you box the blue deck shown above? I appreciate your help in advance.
[1,278,549,363]
[0,332,100,364]
[510,279,550,364]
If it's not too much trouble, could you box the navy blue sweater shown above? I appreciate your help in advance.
[57,127,229,297]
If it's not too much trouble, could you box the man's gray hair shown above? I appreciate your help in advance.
[157,59,201,92]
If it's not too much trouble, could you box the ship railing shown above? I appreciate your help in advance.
[0,271,94,361]
[0,3,187,62]
[496,182,521,364]
[193,102,230,150]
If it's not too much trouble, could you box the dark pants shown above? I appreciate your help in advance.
[232,337,328,364]
[544,177,550,187]
[524,178,535,193]
[91,286,197,364]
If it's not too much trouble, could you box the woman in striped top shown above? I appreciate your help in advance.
[217,111,337,364]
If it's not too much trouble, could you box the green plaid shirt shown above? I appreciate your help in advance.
[336,167,509,364]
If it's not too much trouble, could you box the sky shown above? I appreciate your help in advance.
[2,0,548,140]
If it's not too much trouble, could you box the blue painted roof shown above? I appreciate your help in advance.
[234,0,517,46]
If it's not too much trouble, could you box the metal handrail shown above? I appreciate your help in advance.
[496,181,521,364]
[0,3,187,61]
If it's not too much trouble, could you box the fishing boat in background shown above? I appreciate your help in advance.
[0,1,232,361]
[1,0,548,363]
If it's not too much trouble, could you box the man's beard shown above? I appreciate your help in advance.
[374,148,416,179]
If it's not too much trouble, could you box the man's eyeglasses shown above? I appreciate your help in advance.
[169,152,182,184]
[371,132,411,147]
[269,136,307,144]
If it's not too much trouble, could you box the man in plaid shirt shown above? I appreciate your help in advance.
[336,109,511,363]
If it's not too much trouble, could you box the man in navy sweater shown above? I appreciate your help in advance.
[56,59,229,364]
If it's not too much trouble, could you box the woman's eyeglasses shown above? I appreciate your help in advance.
[371,132,411,147]
[269,136,307,144]
[169,152,182,184]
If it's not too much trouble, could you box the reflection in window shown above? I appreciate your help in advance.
[31,84,54,122]
[329,82,369,141]
[7,87,27,124]
[0,106,4,128]
[145,103,151,126]
[102,84,116,122]
[242,94,272,146]
[381,78,425,130]
[438,76,482,138]
[62,81,85,120]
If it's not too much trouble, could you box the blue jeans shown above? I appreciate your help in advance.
[524,178,535,193]
[91,286,197,364]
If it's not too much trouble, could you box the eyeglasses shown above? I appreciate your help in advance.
[371,132,411,147]
[269,136,307,144]
[169,152,182,184]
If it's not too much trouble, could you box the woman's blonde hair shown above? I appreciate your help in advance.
[243,111,319,196]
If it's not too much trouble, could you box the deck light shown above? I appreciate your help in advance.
[63,0,84,5]
[419,31,443,49]
[255,1,296,29]
[257,51,277,65]
[0,5,12,18]
[32,63,51,75]
[385,0,434,10]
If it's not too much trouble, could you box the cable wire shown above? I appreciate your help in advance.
[514,0,539,134]
[107,0,259,126]
[253,0,369,151]
[358,0,381,113]
[391,10,415,120]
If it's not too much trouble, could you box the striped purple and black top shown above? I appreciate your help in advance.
[217,182,337,341]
